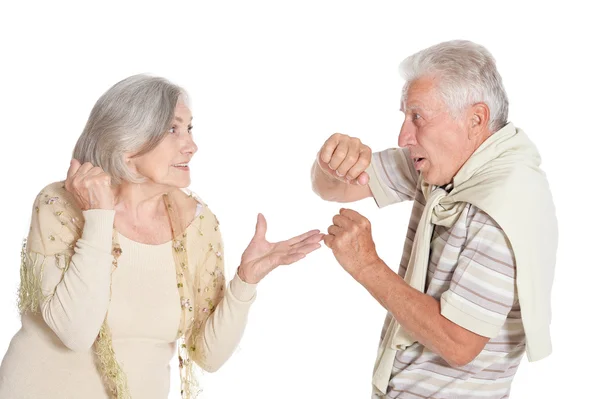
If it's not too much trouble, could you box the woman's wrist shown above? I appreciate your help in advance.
[237,264,261,284]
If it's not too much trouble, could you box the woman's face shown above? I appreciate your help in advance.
[129,101,198,189]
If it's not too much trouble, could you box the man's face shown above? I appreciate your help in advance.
[398,76,476,186]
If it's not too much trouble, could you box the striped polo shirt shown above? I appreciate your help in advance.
[368,148,525,399]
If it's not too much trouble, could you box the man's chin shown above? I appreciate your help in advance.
[421,170,432,184]
[421,171,450,187]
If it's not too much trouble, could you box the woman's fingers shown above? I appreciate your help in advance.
[64,160,114,210]
[66,159,81,181]
[294,242,322,255]
[86,166,105,177]
[287,229,322,246]
[74,162,95,180]
[272,241,322,266]
[290,232,324,247]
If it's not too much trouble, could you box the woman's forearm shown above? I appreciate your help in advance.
[193,273,257,372]
[40,210,115,351]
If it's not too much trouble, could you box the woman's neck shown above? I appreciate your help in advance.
[113,181,177,220]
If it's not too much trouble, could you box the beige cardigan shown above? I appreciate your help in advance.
[0,182,257,398]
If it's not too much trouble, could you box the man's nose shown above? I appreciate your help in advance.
[398,121,415,147]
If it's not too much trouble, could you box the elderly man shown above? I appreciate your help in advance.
[311,40,557,398]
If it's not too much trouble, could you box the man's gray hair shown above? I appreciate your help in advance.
[400,40,509,132]
[73,74,188,184]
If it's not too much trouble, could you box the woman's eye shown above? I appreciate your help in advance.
[187,125,193,133]
[168,127,177,134]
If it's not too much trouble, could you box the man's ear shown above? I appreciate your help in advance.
[468,102,491,140]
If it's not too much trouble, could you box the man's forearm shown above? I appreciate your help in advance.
[355,259,486,367]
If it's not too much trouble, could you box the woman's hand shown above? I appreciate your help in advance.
[65,159,115,210]
[237,214,324,284]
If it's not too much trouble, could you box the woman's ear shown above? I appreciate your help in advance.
[124,152,137,172]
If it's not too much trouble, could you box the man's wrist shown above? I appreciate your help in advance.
[354,257,383,283]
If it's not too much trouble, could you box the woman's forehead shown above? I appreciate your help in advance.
[173,102,192,122]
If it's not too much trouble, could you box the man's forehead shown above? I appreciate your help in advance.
[400,100,433,113]
[401,78,443,112]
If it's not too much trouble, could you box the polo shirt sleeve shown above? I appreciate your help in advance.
[367,147,419,208]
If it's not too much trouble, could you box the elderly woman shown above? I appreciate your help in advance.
[0,75,323,399]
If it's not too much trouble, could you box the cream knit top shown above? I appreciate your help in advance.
[0,182,257,398]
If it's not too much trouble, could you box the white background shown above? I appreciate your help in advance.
[0,1,598,398]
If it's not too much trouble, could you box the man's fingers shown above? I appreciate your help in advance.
[323,234,334,248]
[346,149,371,180]
[327,225,343,236]
[319,133,343,164]
[318,134,372,183]
[339,208,365,222]
[335,139,361,177]
[332,214,352,229]
[328,141,349,171]
[356,171,370,185]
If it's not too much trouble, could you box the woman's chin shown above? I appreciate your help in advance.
[145,178,191,191]
[170,178,192,189]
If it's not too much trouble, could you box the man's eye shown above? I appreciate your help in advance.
[413,113,421,120]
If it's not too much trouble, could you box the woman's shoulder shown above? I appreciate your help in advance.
[27,181,84,254]
[35,181,75,204]
[33,181,83,218]
[171,188,221,237]
[173,188,218,219]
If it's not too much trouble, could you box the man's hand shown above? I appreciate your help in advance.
[317,133,372,186]
[323,208,380,279]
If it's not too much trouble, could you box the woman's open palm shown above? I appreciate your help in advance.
[239,214,323,283]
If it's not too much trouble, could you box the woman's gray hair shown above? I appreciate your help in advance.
[73,74,189,184]
[400,40,509,133]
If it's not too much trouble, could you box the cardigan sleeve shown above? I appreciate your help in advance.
[21,182,115,351]
[193,273,257,372]
[184,203,257,372]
